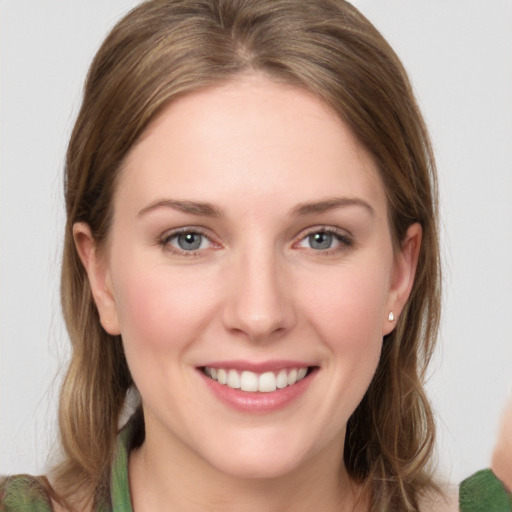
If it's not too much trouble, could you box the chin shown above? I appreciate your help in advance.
[199,433,316,481]
[211,455,304,481]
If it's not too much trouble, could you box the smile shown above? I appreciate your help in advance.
[202,367,309,393]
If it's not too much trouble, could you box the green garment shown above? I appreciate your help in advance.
[460,469,512,512]
[0,476,53,512]
[2,420,511,511]
[0,423,133,512]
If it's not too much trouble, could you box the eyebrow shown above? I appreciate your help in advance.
[290,197,375,217]
[138,196,374,218]
[138,199,223,218]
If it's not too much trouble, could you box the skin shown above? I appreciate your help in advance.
[491,394,512,491]
[75,75,422,512]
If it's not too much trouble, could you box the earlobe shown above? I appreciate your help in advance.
[382,223,422,336]
[73,222,121,335]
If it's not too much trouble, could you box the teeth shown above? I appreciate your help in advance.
[240,371,258,392]
[204,366,309,392]
[217,369,227,385]
[276,369,288,389]
[227,369,241,389]
[258,372,276,393]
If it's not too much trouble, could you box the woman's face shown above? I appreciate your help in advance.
[78,75,420,479]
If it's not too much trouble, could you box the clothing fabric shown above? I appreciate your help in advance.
[459,469,512,512]
[0,475,52,512]
[1,419,511,511]
[0,422,134,512]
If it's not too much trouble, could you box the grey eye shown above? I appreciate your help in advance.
[308,232,334,250]
[176,232,204,250]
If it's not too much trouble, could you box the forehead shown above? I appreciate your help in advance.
[117,74,385,215]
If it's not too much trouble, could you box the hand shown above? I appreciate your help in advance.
[491,393,512,491]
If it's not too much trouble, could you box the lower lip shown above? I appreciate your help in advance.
[199,369,317,413]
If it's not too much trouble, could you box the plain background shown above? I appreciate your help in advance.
[1,0,511,483]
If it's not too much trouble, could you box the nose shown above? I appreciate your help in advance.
[222,247,297,343]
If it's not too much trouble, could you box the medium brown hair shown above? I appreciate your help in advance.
[57,0,441,509]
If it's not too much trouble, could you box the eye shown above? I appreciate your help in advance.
[161,229,214,254]
[297,228,352,252]
[305,232,335,250]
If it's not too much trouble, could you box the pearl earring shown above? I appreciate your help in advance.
[388,312,394,322]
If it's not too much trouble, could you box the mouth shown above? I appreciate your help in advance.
[198,362,319,413]
[201,366,315,393]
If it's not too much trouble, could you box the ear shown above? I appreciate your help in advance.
[382,222,422,336]
[73,222,121,335]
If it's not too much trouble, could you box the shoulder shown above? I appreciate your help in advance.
[0,475,53,512]
[419,483,459,512]
[459,469,512,512]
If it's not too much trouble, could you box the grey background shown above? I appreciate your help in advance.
[1,0,511,483]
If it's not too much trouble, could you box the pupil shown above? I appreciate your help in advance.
[178,233,201,250]
[309,232,332,250]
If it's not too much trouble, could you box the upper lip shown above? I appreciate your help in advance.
[199,360,314,373]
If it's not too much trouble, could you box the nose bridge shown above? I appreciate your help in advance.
[223,238,295,342]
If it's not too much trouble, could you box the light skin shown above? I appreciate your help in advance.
[74,75,422,512]
[491,394,512,491]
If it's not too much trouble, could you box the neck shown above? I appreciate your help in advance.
[129,427,367,512]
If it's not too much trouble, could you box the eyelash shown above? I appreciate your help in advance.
[158,226,353,257]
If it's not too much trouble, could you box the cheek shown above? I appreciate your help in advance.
[302,264,390,346]
[289,264,389,440]
[110,261,222,415]
[298,259,391,403]
[111,258,217,354]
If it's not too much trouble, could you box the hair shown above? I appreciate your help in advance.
[56,0,441,510]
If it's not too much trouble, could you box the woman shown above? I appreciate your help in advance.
[1,0,450,510]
